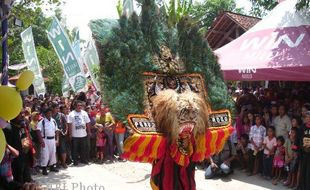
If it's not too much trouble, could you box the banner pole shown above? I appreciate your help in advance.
[1,7,9,85]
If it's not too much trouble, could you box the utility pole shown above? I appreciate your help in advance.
[0,0,14,85]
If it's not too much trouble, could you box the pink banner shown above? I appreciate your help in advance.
[216,25,310,81]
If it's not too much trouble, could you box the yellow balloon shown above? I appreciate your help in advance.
[16,70,34,91]
[0,128,6,163]
[0,86,23,121]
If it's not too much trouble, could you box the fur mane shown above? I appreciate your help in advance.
[151,89,209,142]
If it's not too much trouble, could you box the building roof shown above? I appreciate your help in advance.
[206,11,261,49]
[225,12,261,31]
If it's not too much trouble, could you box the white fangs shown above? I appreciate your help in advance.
[179,122,195,134]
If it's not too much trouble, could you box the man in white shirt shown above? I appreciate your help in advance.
[37,108,59,175]
[68,100,91,166]
[274,105,291,140]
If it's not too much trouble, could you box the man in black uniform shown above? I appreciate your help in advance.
[299,111,310,190]
[3,112,33,184]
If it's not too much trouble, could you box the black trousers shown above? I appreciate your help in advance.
[12,154,32,184]
[300,152,310,190]
[263,154,273,177]
[89,137,97,160]
[72,136,88,163]
[248,149,263,174]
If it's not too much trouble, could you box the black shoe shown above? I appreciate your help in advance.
[81,160,89,165]
[66,159,73,165]
[50,166,59,172]
[42,167,48,176]
[118,158,126,162]
[73,161,78,166]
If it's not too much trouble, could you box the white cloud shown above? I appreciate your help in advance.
[236,0,252,12]
[58,0,252,40]
[61,0,119,40]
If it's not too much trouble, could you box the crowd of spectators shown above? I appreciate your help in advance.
[2,82,310,190]
[204,83,310,190]
[0,87,127,190]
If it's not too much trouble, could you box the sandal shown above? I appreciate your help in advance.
[283,180,289,186]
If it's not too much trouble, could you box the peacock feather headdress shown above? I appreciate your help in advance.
[89,0,234,123]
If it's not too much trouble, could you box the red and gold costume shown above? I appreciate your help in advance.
[122,70,233,190]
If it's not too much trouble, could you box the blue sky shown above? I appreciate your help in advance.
[60,0,252,40]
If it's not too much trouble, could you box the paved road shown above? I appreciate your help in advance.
[35,161,286,190]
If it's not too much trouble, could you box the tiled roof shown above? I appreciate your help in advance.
[206,11,261,49]
[225,12,261,30]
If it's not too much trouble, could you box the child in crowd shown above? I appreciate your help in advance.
[86,106,98,161]
[236,134,249,170]
[236,107,251,139]
[291,116,301,129]
[272,136,285,185]
[262,107,271,128]
[29,112,41,173]
[0,145,19,183]
[248,112,255,126]
[270,104,278,127]
[284,128,299,188]
[248,115,266,176]
[96,124,106,164]
[262,126,277,179]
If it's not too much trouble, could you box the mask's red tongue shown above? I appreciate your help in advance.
[179,123,194,138]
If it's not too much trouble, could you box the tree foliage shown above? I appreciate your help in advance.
[2,0,66,94]
[249,0,309,18]
[36,46,63,94]
[116,0,123,17]
[296,0,310,10]
[189,0,243,33]
[249,0,278,17]
[163,0,193,28]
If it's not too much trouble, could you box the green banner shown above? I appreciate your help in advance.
[20,27,46,95]
[61,74,71,97]
[72,29,81,58]
[123,0,134,17]
[47,17,87,92]
[83,40,100,91]
[84,40,99,67]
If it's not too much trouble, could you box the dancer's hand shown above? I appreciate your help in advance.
[210,162,218,170]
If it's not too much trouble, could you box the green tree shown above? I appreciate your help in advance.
[190,0,243,33]
[163,0,193,28]
[36,47,63,94]
[2,1,69,94]
[116,0,123,17]
[249,0,277,17]
[249,0,309,17]
[296,0,310,9]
